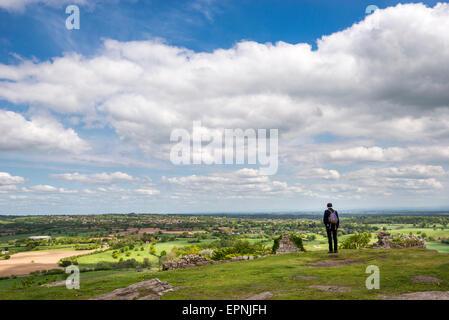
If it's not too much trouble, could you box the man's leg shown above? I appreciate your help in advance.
[332,228,338,252]
[326,228,333,252]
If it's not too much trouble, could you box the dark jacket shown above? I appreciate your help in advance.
[323,209,339,229]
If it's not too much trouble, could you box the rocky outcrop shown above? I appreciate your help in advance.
[92,278,173,300]
[276,234,300,254]
[372,232,425,249]
[162,254,267,271]
[245,292,273,300]
[162,254,209,270]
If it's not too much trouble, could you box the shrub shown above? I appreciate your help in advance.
[45,269,64,275]
[199,249,214,257]
[58,258,78,267]
[290,234,306,251]
[142,258,151,268]
[271,237,280,254]
[172,245,201,257]
[340,232,371,249]
[59,260,72,267]
[212,240,267,260]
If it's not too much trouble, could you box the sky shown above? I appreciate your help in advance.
[0,0,448,214]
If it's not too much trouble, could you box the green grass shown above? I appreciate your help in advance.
[1,247,448,300]
[426,242,449,254]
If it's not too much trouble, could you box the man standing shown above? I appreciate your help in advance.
[323,203,339,253]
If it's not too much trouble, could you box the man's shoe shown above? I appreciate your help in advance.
[328,251,334,254]
[334,250,338,253]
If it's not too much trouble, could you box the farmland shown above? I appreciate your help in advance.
[0,212,448,300]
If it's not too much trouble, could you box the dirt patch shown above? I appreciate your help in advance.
[309,258,364,267]
[293,275,318,280]
[41,280,66,287]
[308,285,350,292]
[411,276,444,284]
[245,292,273,300]
[0,250,95,277]
[382,291,449,300]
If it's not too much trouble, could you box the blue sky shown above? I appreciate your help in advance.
[0,0,448,214]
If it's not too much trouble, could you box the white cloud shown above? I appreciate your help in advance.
[135,188,160,196]
[21,184,78,194]
[297,168,340,180]
[0,172,25,185]
[1,3,449,159]
[50,171,136,184]
[345,165,446,180]
[324,146,449,164]
[1,3,449,210]
[0,0,91,12]
[0,110,90,154]
[327,146,408,163]
[164,168,305,199]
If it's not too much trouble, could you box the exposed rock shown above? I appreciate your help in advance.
[162,254,266,271]
[245,292,273,300]
[162,254,209,271]
[309,258,364,267]
[411,276,444,284]
[91,278,174,300]
[382,291,449,300]
[276,234,299,254]
[372,232,425,249]
[308,285,350,292]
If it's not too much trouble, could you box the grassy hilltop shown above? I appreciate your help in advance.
[1,247,448,300]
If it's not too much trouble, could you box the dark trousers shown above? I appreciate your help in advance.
[326,226,338,252]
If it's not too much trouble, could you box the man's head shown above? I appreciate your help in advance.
[327,203,333,208]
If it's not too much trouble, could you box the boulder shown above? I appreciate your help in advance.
[276,234,300,254]
[92,278,173,300]
[372,232,425,249]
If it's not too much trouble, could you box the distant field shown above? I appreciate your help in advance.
[76,239,215,267]
[426,242,449,253]
[0,250,96,277]
[388,227,449,239]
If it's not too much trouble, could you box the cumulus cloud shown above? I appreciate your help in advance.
[50,171,136,184]
[345,165,446,180]
[0,110,90,154]
[324,146,449,164]
[0,172,25,185]
[135,188,160,196]
[297,168,340,180]
[1,3,449,158]
[1,3,449,209]
[21,185,78,194]
[163,168,305,199]
[0,0,99,12]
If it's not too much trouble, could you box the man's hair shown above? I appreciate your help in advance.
[327,203,333,208]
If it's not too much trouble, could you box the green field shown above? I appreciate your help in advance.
[1,247,448,300]
[426,242,449,254]
[76,239,215,267]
